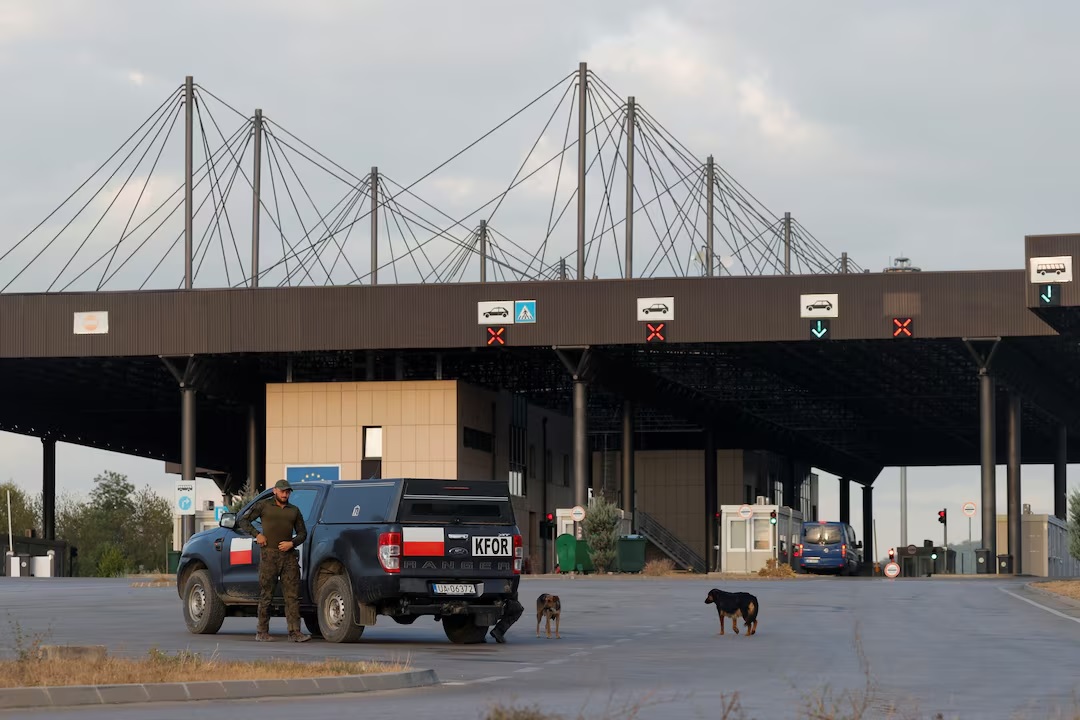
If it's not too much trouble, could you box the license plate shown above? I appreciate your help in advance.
[433,583,475,595]
[471,536,511,557]
[806,557,819,563]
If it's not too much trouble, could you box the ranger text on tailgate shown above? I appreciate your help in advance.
[175,478,523,644]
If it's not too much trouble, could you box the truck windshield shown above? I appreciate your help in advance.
[803,525,843,545]
[396,479,515,525]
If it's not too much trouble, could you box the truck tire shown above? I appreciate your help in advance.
[316,574,365,643]
[442,615,489,644]
[182,569,226,635]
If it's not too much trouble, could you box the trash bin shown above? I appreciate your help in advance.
[997,554,1013,574]
[574,539,594,573]
[975,548,992,574]
[167,550,181,574]
[616,535,647,573]
[555,534,576,573]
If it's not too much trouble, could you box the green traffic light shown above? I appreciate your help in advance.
[931,553,938,560]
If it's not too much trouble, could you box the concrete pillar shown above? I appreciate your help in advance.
[621,401,634,528]
[247,405,259,495]
[862,484,873,568]
[573,379,588,539]
[839,477,850,524]
[1055,425,1067,521]
[181,385,196,545]
[42,438,56,540]
[704,428,717,572]
[1006,392,1021,574]
[979,369,997,564]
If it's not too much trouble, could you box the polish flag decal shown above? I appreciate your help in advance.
[402,527,445,556]
[230,537,254,565]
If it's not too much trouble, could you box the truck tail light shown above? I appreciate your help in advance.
[379,532,401,573]
[794,543,802,558]
[513,534,523,574]
[841,543,847,558]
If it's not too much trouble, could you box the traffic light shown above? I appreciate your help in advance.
[931,552,938,560]
[937,509,947,525]
[769,510,777,525]
[540,512,555,535]
[888,547,896,561]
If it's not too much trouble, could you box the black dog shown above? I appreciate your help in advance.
[536,593,562,639]
[704,588,759,636]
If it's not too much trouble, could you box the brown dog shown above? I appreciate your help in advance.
[536,593,561,639]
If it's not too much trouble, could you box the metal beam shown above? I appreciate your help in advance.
[42,437,56,541]
[625,97,635,279]
[184,75,194,290]
[622,400,634,530]
[1007,392,1022,573]
[704,427,717,571]
[839,477,850,524]
[862,484,873,567]
[250,108,262,288]
[370,166,378,285]
[577,61,587,280]
[1055,425,1067,520]
[979,368,997,562]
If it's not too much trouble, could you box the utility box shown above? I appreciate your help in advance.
[975,548,992,574]
[7,553,31,577]
[30,551,55,578]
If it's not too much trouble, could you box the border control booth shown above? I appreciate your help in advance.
[717,502,802,574]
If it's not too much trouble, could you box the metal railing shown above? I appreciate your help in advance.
[637,510,706,573]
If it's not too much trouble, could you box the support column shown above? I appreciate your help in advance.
[704,428,717,572]
[621,400,635,530]
[783,211,792,274]
[246,405,259,496]
[624,97,635,278]
[479,219,487,282]
[839,477,850,524]
[370,166,378,285]
[42,438,56,541]
[576,61,587,280]
[1007,392,1022,574]
[573,379,588,539]
[706,155,715,276]
[1055,425,1067,521]
[841,251,849,274]
[862,484,873,568]
[979,368,997,563]
[184,75,194,290]
[181,384,196,545]
[899,466,908,549]
[250,108,262,288]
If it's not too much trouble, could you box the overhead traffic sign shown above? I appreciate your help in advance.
[800,293,838,318]
[962,501,976,518]
[1029,255,1072,284]
[486,326,506,346]
[637,297,674,321]
[1039,284,1061,307]
[892,317,913,337]
[514,300,536,323]
[645,322,666,343]
[810,319,830,340]
[477,301,514,325]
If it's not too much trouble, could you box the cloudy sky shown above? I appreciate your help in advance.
[1,1,1079,556]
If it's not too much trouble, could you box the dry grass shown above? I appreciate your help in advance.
[1035,580,1080,604]
[0,648,406,688]
[641,558,675,576]
[757,558,797,578]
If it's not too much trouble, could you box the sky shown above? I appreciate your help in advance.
[1,0,1080,553]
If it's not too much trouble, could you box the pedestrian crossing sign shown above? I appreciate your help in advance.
[514,300,536,323]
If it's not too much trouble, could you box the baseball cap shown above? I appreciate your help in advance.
[274,479,293,491]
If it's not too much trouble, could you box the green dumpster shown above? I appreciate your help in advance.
[616,535,647,573]
[574,539,594,573]
[555,534,576,573]
[167,550,181,574]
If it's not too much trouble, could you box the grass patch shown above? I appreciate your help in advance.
[757,558,797,578]
[1035,580,1080,604]
[641,558,675,576]
[1,616,405,689]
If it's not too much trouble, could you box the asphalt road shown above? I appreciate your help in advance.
[1,575,1079,719]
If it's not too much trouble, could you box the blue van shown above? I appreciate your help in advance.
[795,521,862,575]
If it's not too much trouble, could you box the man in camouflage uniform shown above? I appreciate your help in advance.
[238,479,310,642]
[489,593,523,643]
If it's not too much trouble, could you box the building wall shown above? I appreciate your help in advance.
[995,513,1080,578]
[262,379,574,573]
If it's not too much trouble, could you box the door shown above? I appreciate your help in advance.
[219,486,321,602]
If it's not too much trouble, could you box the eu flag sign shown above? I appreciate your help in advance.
[286,465,341,483]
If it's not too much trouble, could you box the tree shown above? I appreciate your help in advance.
[0,481,41,544]
[129,484,173,573]
[582,494,622,573]
[1069,489,1080,562]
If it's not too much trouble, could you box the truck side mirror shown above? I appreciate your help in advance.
[219,513,236,529]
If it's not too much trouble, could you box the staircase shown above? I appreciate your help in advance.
[637,510,706,573]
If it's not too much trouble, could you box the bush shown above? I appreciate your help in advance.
[757,558,796,578]
[642,558,675,576]
[95,543,130,578]
[581,495,621,573]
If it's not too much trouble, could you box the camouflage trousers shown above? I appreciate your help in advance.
[257,547,301,633]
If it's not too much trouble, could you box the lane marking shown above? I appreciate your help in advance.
[999,588,1080,624]
[570,651,590,657]
[546,658,567,664]
[594,644,613,649]
[473,676,510,683]
[515,666,542,673]
[614,638,631,643]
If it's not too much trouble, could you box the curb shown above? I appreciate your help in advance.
[1026,581,1080,609]
[0,669,439,710]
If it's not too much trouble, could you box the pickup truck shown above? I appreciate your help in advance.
[175,477,523,644]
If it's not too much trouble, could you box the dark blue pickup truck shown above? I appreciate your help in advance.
[176,477,523,644]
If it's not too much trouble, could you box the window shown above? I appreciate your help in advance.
[508,395,527,497]
[728,519,747,550]
[289,488,319,527]
[803,524,843,545]
[363,426,383,459]
[463,426,493,453]
[753,518,771,550]
[322,482,397,523]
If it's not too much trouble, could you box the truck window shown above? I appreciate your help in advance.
[803,525,843,545]
[396,479,515,525]
[321,482,397,523]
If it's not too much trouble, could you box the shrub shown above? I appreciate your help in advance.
[642,558,675,576]
[582,494,621,573]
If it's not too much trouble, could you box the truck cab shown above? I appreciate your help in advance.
[176,477,522,644]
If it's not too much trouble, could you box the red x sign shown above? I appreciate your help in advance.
[646,322,665,342]
[486,326,506,345]
[892,318,913,337]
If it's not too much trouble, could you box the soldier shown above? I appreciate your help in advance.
[489,593,523,643]
[238,479,310,642]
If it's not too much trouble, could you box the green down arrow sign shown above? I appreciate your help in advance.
[1040,284,1061,307]
[810,319,830,339]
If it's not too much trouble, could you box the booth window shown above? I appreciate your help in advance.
[728,518,747,550]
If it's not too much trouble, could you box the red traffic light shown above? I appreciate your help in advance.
[888,547,896,559]
[937,509,947,524]
[545,512,554,522]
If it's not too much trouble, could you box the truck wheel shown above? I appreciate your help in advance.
[182,569,225,635]
[316,575,364,643]
[442,615,489,644]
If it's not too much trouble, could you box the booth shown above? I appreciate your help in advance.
[717,501,803,574]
